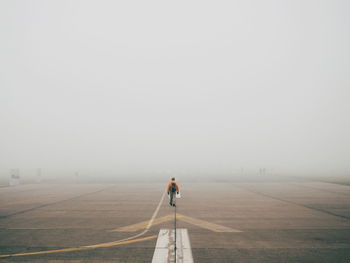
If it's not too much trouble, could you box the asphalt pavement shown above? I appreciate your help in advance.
[0,179,350,262]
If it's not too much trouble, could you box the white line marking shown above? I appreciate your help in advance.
[152,228,194,263]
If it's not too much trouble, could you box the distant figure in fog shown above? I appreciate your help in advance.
[167,177,179,207]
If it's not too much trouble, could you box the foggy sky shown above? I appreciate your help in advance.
[1,0,349,177]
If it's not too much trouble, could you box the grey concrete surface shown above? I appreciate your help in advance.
[0,180,350,262]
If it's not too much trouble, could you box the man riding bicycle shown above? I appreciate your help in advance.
[167,177,179,207]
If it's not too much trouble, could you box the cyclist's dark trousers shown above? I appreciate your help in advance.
[170,191,175,205]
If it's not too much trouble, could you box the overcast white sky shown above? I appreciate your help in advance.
[0,0,349,177]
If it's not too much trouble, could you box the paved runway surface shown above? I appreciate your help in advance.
[0,179,350,262]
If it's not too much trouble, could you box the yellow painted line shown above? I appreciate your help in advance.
[84,235,156,248]
[0,235,157,258]
[111,214,177,232]
[177,214,242,232]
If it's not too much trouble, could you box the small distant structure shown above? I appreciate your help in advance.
[240,167,245,175]
[36,168,42,183]
[259,168,267,176]
[9,169,20,186]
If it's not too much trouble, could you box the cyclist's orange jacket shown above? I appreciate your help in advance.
[167,180,179,193]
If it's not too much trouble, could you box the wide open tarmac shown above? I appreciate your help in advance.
[0,179,350,262]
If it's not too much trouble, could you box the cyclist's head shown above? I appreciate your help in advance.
[171,177,175,181]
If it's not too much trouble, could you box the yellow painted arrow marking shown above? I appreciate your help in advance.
[111,213,241,233]
[179,214,242,232]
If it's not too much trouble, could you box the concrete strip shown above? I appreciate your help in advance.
[152,229,194,263]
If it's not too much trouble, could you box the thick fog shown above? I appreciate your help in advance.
[1,0,349,181]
